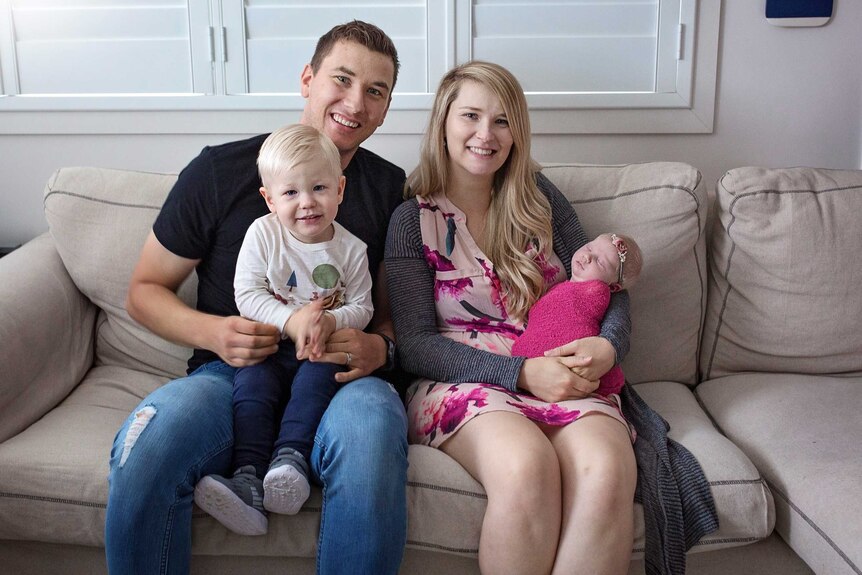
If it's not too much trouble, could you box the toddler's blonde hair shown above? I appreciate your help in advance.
[258,124,342,186]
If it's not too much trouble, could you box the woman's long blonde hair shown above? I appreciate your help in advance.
[405,61,553,320]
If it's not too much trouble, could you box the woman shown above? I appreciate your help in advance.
[386,61,636,575]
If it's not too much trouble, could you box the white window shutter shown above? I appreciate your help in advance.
[0,0,719,134]
[223,0,431,95]
[1,0,210,95]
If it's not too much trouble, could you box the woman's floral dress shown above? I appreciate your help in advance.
[406,192,634,448]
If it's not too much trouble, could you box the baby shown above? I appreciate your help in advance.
[512,233,643,396]
[194,124,373,536]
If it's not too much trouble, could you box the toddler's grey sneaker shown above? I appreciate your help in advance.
[194,465,267,536]
[264,447,311,515]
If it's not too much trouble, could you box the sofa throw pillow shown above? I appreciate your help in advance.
[43,167,195,379]
[542,162,707,386]
[701,166,862,379]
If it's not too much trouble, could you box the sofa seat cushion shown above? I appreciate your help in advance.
[0,365,166,546]
[0,362,320,556]
[697,373,862,575]
[1,370,772,561]
[403,381,774,559]
[630,382,774,555]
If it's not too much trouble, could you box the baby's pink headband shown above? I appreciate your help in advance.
[611,234,628,285]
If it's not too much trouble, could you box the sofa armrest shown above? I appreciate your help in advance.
[0,233,97,443]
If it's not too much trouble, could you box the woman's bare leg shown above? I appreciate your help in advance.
[441,412,562,575]
[546,415,636,575]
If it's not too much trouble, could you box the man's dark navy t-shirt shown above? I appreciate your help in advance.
[153,133,406,373]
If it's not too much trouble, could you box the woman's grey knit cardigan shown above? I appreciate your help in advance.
[385,172,718,574]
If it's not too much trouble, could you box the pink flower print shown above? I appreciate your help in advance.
[524,243,561,285]
[423,245,456,271]
[418,201,456,218]
[435,276,473,300]
[476,257,507,317]
[535,252,561,285]
[446,317,522,339]
[479,383,526,403]
[508,401,581,426]
[421,386,489,440]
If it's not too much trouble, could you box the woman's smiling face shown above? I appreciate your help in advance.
[444,80,514,183]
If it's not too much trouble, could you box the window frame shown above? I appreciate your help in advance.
[0,0,720,135]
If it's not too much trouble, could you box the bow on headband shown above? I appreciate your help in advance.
[610,233,628,285]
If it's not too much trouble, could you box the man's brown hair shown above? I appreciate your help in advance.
[310,20,400,89]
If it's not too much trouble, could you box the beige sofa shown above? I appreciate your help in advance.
[0,162,859,575]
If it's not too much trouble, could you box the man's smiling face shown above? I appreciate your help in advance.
[299,41,395,168]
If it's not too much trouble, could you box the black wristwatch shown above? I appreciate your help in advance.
[378,333,397,372]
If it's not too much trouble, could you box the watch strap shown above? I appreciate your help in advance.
[378,333,396,371]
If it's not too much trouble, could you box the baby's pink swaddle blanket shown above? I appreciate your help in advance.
[511,279,624,396]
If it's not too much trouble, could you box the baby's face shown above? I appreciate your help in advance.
[261,155,345,244]
[569,235,620,285]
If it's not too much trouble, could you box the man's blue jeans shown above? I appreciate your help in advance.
[105,361,408,574]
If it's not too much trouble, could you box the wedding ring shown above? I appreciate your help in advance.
[345,352,352,366]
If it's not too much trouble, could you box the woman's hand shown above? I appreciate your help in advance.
[311,329,388,384]
[517,357,599,403]
[543,336,616,383]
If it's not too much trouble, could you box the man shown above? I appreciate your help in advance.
[105,21,408,575]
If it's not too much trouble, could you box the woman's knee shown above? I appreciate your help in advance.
[507,445,560,488]
[477,440,561,518]
[567,426,636,512]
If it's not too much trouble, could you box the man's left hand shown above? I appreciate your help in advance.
[312,328,387,383]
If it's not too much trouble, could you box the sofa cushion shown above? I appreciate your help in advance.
[542,163,707,385]
[0,365,163,546]
[697,373,862,575]
[630,381,774,555]
[364,382,774,558]
[43,167,193,380]
[0,234,97,443]
[0,373,774,560]
[701,166,862,379]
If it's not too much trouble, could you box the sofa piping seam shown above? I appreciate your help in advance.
[407,481,487,499]
[0,492,106,509]
[567,184,697,206]
[635,536,762,554]
[406,478,761,497]
[767,479,861,574]
[406,540,478,554]
[43,189,163,211]
[406,534,765,558]
[708,479,766,486]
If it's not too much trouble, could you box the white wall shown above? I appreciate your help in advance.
[1,2,860,248]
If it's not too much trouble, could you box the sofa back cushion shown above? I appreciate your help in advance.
[542,162,707,385]
[44,167,193,379]
[701,166,862,379]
